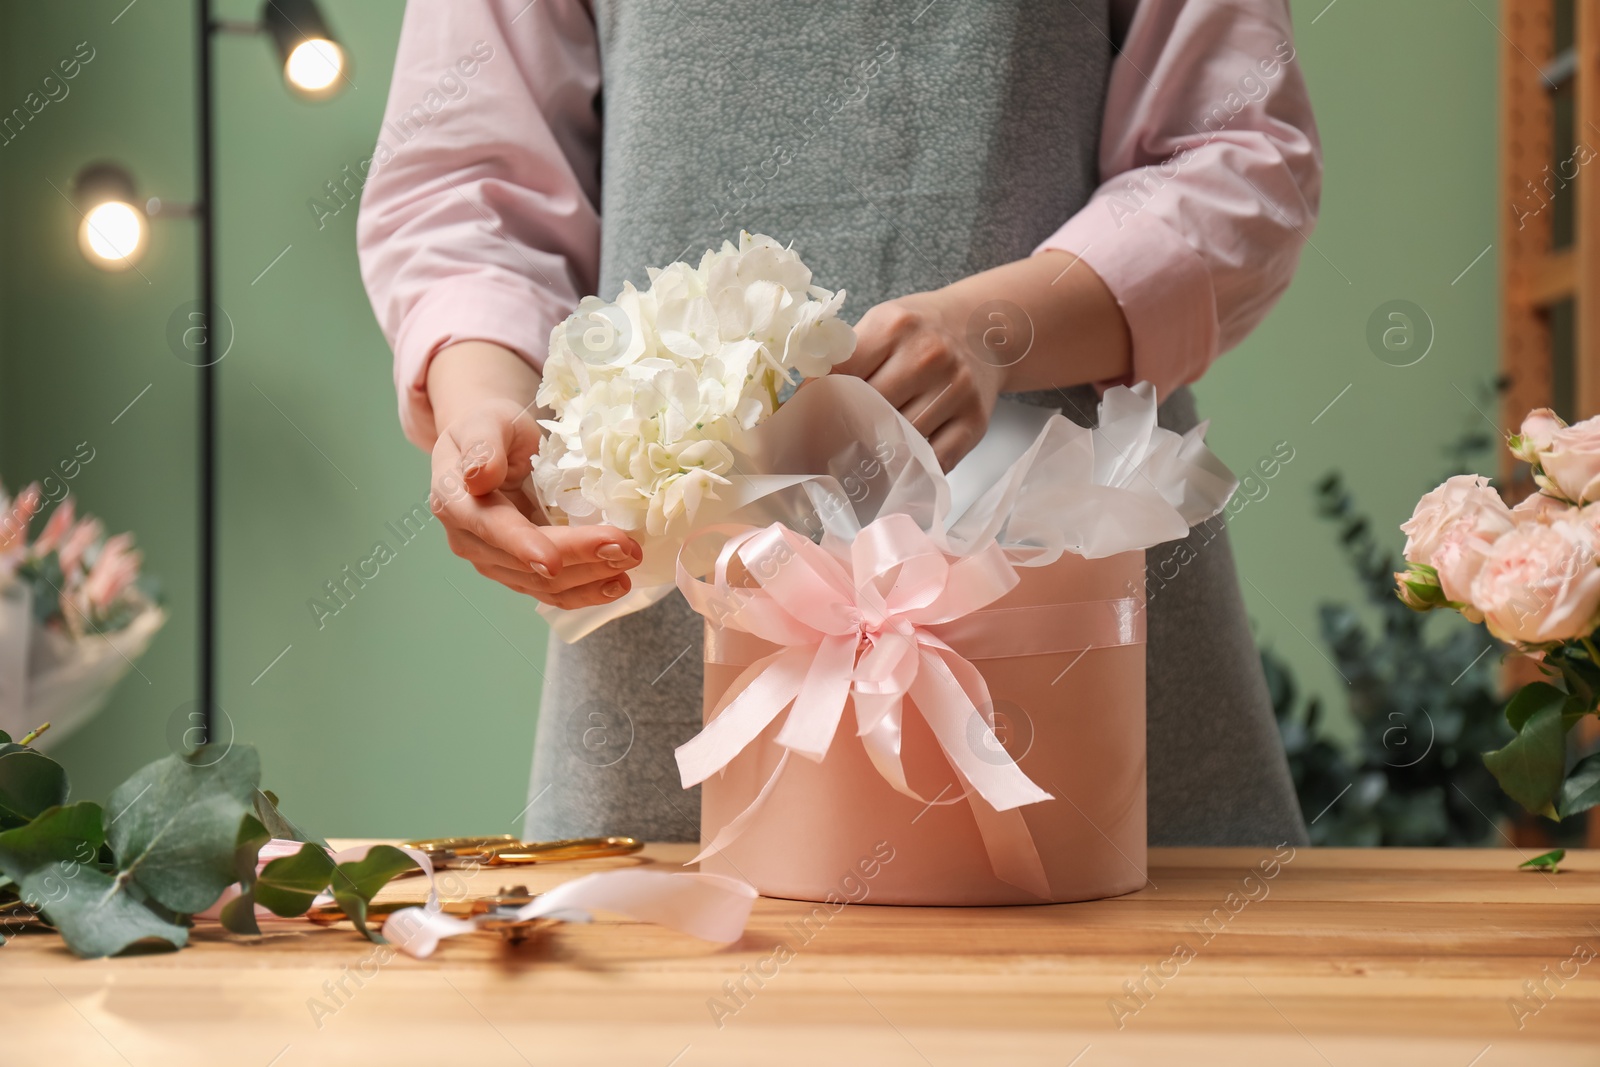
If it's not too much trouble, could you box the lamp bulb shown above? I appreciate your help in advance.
[285,38,342,93]
[80,201,145,267]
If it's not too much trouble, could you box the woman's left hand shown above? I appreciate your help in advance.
[839,291,1008,472]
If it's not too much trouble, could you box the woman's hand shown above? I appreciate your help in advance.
[840,292,1007,471]
[428,341,642,609]
[840,251,1134,471]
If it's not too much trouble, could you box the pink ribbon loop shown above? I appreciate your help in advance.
[676,517,1063,897]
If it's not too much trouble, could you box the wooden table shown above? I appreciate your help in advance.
[3,842,1598,1065]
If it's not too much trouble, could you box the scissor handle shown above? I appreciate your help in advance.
[489,835,643,864]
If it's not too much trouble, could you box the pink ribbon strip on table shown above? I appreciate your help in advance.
[381,869,759,959]
[199,840,758,959]
[676,513,1089,899]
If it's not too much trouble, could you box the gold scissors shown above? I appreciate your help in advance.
[402,834,642,868]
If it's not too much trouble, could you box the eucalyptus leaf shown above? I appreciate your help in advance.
[1483,704,1566,820]
[0,801,104,877]
[105,744,261,914]
[254,841,336,918]
[43,873,191,958]
[0,802,184,958]
[252,788,327,849]
[1558,752,1600,818]
[330,845,418,942]
[219,815,271,936]
[0,750,69,830]
[218,888,257,934]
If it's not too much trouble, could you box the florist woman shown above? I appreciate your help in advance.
[357,0,1322,847]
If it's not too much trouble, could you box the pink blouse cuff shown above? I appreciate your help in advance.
[392,273,561,448]
[1035,203,1220,402]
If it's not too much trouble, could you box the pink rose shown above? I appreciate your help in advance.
[1512,407,1565,463]
[1512,491,1572,524]
[1469,518,1600,643]
[1401,475,1514,570]
[1430,524,1494,609]
[1539,416,1600,503]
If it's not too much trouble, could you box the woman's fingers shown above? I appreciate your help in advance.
[903,378,963,437]
[441,494,642,584]
[473,560,632,608]
[540,523,644,566]
[542,577,633,609]
[928,417,981,472]
[444,526,534,572]
[431,403,644,591]
[836,303,902,382]
[475,561,632,597]
[444,400,544,495]
[438,486,563,576]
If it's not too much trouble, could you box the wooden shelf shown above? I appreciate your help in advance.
[1501,0,1600,846]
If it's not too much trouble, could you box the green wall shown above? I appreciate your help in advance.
[0,0,1497,834]
[1192,1,1500,742]
[1,0,546,839]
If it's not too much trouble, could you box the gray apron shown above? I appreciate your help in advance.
[523,0,1308,848]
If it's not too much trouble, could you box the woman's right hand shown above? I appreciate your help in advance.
[427,341,642,609]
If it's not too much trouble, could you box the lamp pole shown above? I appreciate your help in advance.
[195,0,218,740]
[75,2,345,743]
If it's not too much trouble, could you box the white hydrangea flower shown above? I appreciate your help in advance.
[533,232,856,537]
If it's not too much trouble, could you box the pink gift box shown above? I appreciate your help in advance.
[693,544,1147,907]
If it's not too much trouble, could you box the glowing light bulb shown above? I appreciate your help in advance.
[285,38,342,92]
[80,201,145,265]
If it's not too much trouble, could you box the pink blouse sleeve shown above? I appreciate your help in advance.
[357,0,601,449]
[1037,0,1322,399]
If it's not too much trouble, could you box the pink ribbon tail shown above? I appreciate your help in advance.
[685,750,791,867]
[381,870,758,959]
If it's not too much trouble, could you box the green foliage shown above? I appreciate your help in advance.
[105,746,261,914]
[329,846,420,942]
[219,816,272,936]
[0,731,416,958]
[1483,703,1567,819]
[1479,644,1600,821]
[253,842,337,918]
[1519,848,1565,872]
[0,749,69,830]
[0,800,188,957]
[253,788,328,849]
[1266,458,1518,846]
[1561,752,1600,818]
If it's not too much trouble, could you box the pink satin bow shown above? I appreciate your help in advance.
[676,513,1056,898]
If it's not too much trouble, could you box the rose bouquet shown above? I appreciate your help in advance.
[0,485,164,743]
[530,232,857,637]
[1395,408,1600,820]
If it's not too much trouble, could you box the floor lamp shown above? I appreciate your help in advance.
[73,0,348,742]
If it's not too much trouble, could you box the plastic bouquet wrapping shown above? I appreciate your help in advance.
[0,486,164,744]
[533,235,1239,905]
[1396,407,1600,823]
